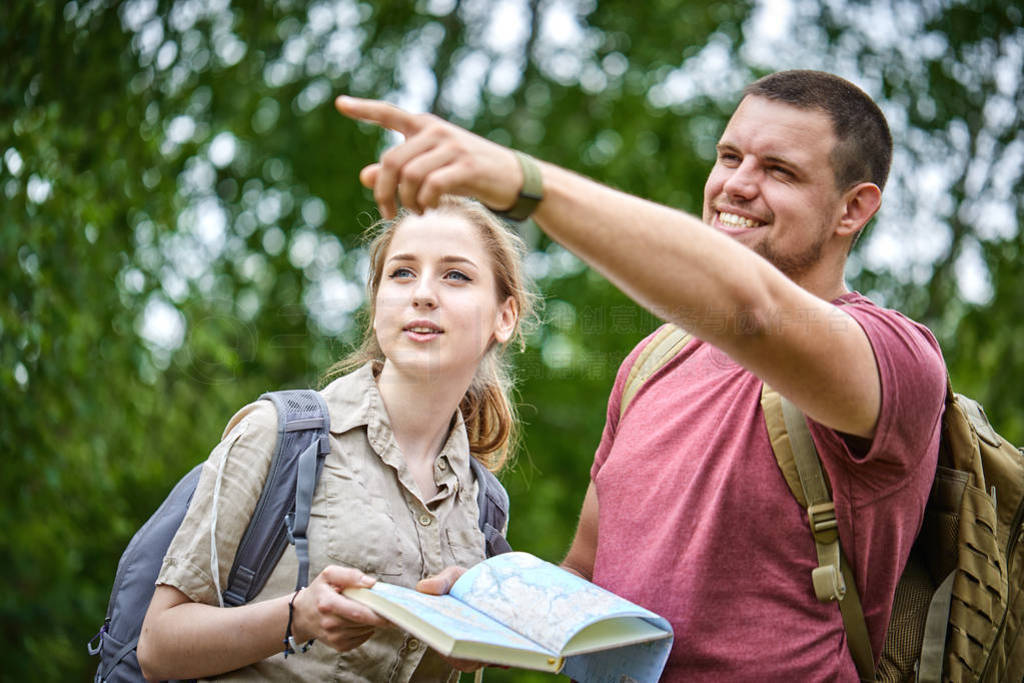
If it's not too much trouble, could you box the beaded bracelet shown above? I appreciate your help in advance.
[283,588,315,658]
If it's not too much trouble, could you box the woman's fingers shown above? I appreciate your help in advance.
[415,565,467,595]
[291,566,390,650]
[318,564,376,590]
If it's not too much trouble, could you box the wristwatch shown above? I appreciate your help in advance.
[493,151,543,222]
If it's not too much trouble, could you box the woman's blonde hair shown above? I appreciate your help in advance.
[326,196,537,472]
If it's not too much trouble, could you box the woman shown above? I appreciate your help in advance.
[138,196,536,681]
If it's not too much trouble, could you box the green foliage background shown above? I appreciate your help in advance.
[2,0,1021,680]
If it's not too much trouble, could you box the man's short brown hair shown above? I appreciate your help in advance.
[743,70,893,193]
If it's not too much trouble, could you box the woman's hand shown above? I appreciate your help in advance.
[415,565,467,595]
[291,565,391,652]
[416,566,489,673]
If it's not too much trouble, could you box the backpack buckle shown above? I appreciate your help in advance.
[807,503,847,602]
[807,502,839,543]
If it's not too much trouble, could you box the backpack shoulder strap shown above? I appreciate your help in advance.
[222,389,331,605]
[469,457,512,557]
[616,325,878,676]
[760,384,875,681]
[620,324,692,420]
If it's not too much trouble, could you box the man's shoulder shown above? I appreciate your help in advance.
[839,291,940,350]
[839,292,947,423]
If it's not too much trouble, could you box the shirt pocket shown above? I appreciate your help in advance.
[320,464,407,577]
[444,526,486,569]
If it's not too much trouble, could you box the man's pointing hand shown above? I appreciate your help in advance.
[334,95,523,219]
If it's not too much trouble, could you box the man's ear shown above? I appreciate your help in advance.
[836,182,882,239]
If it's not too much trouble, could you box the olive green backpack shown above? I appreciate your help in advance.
[621,324,1024,683]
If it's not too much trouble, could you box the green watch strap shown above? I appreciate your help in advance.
[494,151,543,221]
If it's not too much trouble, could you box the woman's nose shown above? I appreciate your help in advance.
[412,280,438,308]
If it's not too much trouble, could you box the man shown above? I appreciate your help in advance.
[337,70,946,680]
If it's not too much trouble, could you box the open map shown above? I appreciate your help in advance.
[358,552,672,681]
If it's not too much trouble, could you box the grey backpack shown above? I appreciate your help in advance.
[88,389,511,682]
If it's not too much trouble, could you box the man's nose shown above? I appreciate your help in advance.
[722,159,760,200]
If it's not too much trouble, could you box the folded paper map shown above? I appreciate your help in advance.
[344,551,672,682]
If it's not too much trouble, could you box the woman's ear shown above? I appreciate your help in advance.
[492,296,518,345]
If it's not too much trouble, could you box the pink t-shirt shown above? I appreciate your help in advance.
[590,293,946,681]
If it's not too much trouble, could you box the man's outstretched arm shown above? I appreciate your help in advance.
[335,96,882,438]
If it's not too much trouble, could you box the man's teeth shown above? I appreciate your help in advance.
[718,212,762,228]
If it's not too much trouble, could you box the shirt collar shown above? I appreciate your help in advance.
[320,362,378,436]
[320,361,474,497]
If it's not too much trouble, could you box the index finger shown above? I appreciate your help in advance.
[334,95,422,136]
[320,564,376,590]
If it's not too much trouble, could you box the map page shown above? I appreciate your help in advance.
[450,552,671,653]
[365,581,546,655]
[349,552,673,679]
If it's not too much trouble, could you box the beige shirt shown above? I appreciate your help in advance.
[158,363,488,682]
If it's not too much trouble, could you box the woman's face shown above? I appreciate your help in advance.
[373,210,516,382]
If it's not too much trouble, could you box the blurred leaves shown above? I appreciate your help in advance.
[1,0,1021,680]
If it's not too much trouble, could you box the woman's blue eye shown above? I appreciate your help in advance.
[445,270,471,282]
[389,267,414,279]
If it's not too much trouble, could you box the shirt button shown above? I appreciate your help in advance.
[438,459,448,470]
[418,513,432,526]
[407,638,421,650]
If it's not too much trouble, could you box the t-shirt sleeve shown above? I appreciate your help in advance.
[811,303,946,495]
[156,400,278,605]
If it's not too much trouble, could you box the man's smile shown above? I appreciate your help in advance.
[716,211,765,229]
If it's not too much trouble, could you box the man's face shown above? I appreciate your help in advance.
[702,96,845,281]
